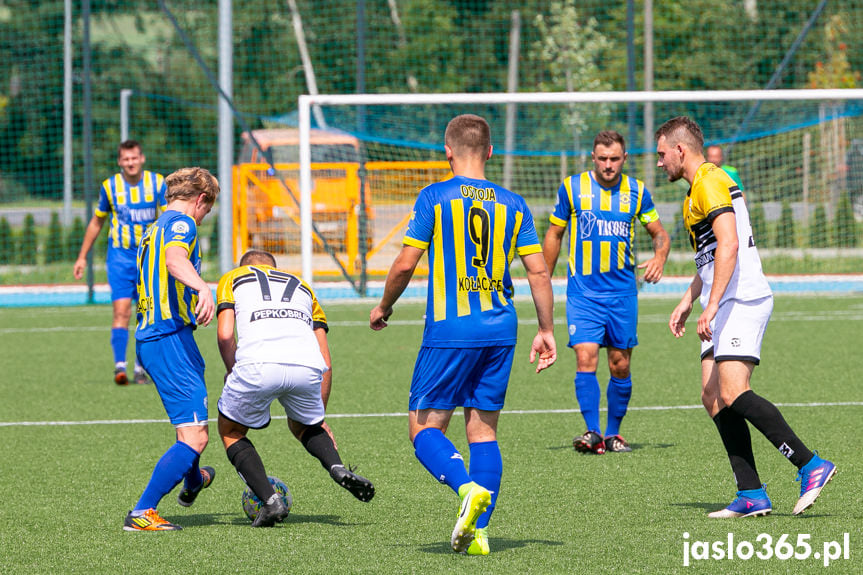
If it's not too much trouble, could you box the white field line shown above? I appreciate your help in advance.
[3,309,862,335]
[2,401,861,428]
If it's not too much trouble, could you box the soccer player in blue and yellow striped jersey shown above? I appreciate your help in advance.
[73,140,167,385]
[543,131,670,455]
[370,114,556,555]
[124,167,220,532]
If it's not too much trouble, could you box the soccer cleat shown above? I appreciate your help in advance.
[792,456,836,515]
[604,434,632,453]
[465,527,490,556]
[133,368,150,385]
[451,483,491,553]
[177,466,215,507]
[123,509,182,531]
[573,430,605,454]
[251,493,290,528]
[707,487,772,518]
[330,464,375,502]
[114,367,129,386]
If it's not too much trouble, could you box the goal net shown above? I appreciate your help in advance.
[254,89,863,291]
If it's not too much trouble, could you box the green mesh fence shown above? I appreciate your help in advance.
[1,0,862,291]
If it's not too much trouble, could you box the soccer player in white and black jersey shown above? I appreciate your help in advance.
[655,116,836,518]
[216,250,374,527]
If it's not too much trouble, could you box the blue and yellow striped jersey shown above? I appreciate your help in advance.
[95,171,167,250]
[404,175,541,348]
[550,171,659,298]
[135,210,202,342]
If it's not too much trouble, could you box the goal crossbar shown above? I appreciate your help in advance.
[297,89,863,284]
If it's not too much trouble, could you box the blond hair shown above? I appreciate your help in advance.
[165,167,220,204]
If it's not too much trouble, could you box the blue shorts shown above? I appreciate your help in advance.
[566,293,638,349]
[106,247,138,302]
[409,346,515,411]
[136,326,208,426]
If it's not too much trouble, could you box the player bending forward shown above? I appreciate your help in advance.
[216,250,374,527]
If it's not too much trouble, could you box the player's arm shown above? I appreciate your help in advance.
[73,214,107,279]
[216,306,237,374]
[165,245,215,326]
[521,251,556,373]
[637,220,670,283]
[542,223,566,277]
[697,212,737,341]
[370,245,424,330]
[669,273,703,338]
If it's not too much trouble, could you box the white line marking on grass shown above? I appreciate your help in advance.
[3,401,861,427]
[2,309,862,335]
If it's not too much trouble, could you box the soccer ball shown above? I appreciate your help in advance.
[242,476,293,521]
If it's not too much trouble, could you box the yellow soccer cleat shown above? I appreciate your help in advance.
[465,527,490,556]
[451,482,491,553]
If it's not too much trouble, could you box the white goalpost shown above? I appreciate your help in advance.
[297,89,863,288]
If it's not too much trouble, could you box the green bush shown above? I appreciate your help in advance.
[66,216,85,262]
[671,215,691,252]
[18,213,38,265]
[749,202,768,248]
[0,217,14,264]
[209,215,220,259]
[773,200,796,248]
[835,191,858,248]
[809,203,829,248]
[46,212,64,263]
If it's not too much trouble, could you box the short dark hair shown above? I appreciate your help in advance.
[239,249,277,267]
[444,114,491,160]
[165,167,220,204]
[654,116,705,151]
[593,130,626,153]
[118,140,142,157]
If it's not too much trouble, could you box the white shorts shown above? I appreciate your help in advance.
[700,295,773,365]
[218,362,326,429]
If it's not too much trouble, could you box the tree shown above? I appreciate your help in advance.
[530,0,612,145]
[809,203,829,248]
[0,217,14,265]
[18,213,38,265]
[46,212,64,263]
[749,202,768,249]
[774,200,796,248]
[835,192,858,248]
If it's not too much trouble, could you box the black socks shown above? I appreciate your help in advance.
[730,390,814,469]
[713,407,761,490]
[227,437,275,501]
[300,424,343,472]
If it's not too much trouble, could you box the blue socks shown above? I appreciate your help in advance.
[413,428,472,494]
[110,328,128,365]
[133,441,199,512]
[469,441,502,529]
[605,375,633,437]
[575,371,601,433]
